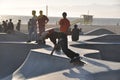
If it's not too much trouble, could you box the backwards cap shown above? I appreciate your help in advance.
[48,29,54,34]
[39,29,54,40]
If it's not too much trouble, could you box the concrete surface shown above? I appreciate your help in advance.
[0,43,40,79]
[70,34,120,62]
[10,48,120,80]
[12,51,75,80]
[84,28,115,35]
[0,31,51,79]
[86,34,120,42]
[0,31,28,42]
[70,42,120,62]
[0,32,120,80]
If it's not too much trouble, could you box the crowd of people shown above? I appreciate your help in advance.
[27,10,83,43]
[0,10,84,63]
[0,19,21,33]
[29,10,84,64]
[27,10,49,44]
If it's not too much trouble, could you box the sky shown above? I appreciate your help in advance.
[0,0,120,18]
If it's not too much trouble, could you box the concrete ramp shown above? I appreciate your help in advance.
[70,42,120,62]
[0,43,40,79]
[0,31,28,41]
[85,28,114,35]
[1,41,120,80]
[86,34,120,42]
[12,51,74,80]
[12,50,120,80]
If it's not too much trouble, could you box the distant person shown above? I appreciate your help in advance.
[2,21,8,32]
[38,29,84,64]
[59,12,70,34]
[0,24,3,32]
[6,20,8,25]
[117,22,119,26]
[27,10,38,43]
[28,19,32,32]
[56,12,70,51]
[79,28,83,35]
[16,20,21,31]
[7,19,14,33]
[71,24,80,41]
[38,10,49,44]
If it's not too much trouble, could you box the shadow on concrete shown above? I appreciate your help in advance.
[0,43,40,79]
[12,51,74,80]
[70,43,120,62]
[0,31,54,79]
[63,68,93,80]
[63,57,119,80]
[63,62,120,80]
[84,52,102,60]
[93,70,120,80]
[0,31,28,42]
[83,57,112,70]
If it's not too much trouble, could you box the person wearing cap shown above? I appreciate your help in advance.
[39,29,83,63]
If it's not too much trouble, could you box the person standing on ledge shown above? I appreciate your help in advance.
[16,20,21,31]
[27,10,38,43]
[59,12,70,34]
[7,19,14,33]
[38,10,49,44]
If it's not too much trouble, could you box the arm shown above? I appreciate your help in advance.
[50,44,57,55]
[66,19,70,33]
[45,15,49,24]
[49,32,58,55]
[50,38,58,55]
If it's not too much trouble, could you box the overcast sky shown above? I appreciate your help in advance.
[0,0,120,18]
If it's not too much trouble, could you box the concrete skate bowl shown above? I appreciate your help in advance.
[93,70,120,80]
[70,43,120,62]
[0,31,28,41]
[0,43,40,79]
[11,51,74,80]
[84,28,115,35]
[86,34,120,43]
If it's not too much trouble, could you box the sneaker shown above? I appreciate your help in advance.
[73,60,85,66]
[37,40,46,45]
[43,40,46,44]
[74,53,82,59]
[70,56,80,63]
[27,40,31,43]
[35,40,39,43]
[79,61,85,65]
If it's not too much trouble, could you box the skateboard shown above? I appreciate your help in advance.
[70,56,86,66]
[72,60,85,66]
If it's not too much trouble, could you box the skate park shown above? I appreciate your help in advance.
[0,27,120,80]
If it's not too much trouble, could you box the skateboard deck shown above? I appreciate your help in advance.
[71,60,86,66]
[70,56,86,66]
